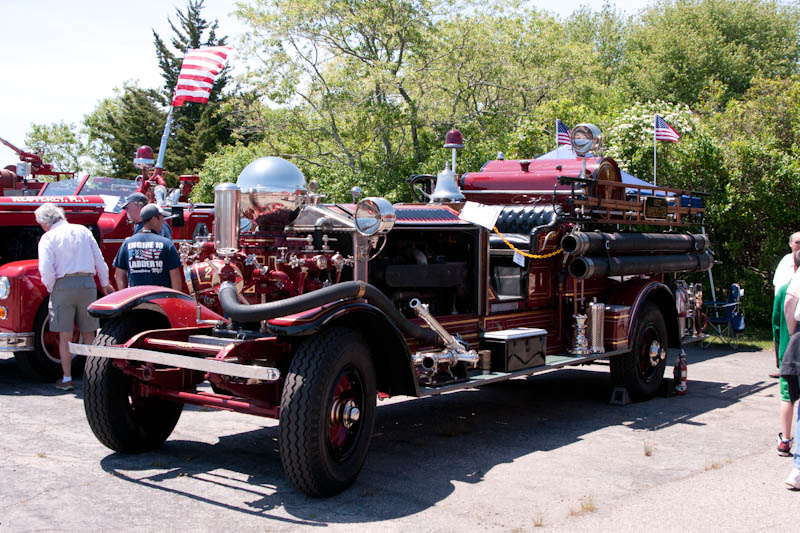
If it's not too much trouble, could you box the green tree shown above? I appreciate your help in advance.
[565,2,631,88]
[230,1,615,200]
[624,0,800,106]
[24,122,86,174]
[236,0,443,171]
[84,83,165,179]
[709,77,800,323]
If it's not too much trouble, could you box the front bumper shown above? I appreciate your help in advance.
[0,332,34,352]
[68,343,281,382]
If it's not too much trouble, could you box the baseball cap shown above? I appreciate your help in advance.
[123,192,148,207]
[140,203,174,223]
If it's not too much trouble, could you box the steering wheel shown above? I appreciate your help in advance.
[407,174,437,202]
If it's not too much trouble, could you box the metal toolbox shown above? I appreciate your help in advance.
[480,328,547,372]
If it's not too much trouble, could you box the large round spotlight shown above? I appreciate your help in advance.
[570,123,602,157]
[354,198,395,236]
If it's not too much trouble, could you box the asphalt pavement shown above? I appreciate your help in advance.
[0,344,797,531]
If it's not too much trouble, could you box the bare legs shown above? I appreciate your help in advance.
[782,400,796,441]
[58,330,95,380]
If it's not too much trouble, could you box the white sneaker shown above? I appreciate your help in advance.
[785,468,800,490]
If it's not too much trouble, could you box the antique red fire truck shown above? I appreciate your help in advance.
[72,124,711,497]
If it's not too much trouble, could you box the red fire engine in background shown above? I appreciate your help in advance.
[0,138,211,381]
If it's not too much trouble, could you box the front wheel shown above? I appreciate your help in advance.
[83,315,182,453]
[279,327,377,497]
[610,303,668,401]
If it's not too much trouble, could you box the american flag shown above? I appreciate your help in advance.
[135,248,159,261]
[556,119,571,146]
[654,114,680,142]
[172,46,233,107]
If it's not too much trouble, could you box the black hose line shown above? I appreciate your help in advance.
[561,231,709,256]
[567,251,714,280]
[219,280,441,346]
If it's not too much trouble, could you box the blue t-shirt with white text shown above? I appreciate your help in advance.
[113,231,180,288]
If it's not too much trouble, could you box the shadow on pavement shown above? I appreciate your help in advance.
[93,356,774,524]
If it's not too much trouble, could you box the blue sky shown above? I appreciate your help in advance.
[0,0,649,165]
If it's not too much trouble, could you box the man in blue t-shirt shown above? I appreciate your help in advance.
[123,192,173,239]
[113,204,182,291]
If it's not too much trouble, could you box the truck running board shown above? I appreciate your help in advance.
[418,348,629,397]
[68,342,281,382]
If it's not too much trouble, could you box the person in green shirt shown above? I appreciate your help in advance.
[773,250,800,456]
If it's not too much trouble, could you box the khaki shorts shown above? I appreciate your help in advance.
[48,275,99,333]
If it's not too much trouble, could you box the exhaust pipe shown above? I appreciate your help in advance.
[568,252,713,280]
[561,231,709,256]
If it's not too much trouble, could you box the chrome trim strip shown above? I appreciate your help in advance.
[0,332,34,352]
[68,343,280,381]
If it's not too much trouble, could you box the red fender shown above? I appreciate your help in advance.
[88,285,224,328]
[0,259,49,333]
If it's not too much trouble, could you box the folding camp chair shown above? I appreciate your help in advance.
[702,283,744,349]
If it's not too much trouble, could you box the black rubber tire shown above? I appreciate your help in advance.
[279,327,377,497]
[83,316,183,453]
[610,303,668,402]
[14,300,85,382]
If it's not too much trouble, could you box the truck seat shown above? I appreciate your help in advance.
[490,205,559,252]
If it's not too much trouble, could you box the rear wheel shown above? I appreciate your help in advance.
[84,315,182,453]
[610,303,668,401]
[14,300,85,381]
[279,327,377,497]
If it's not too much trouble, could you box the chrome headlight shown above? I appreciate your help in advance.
[354,198,395,236]
[570,123,602,157]
[0,277,10,300]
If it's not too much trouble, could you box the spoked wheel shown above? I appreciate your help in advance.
[279,327,376,497]
[84,315,182,453]
[14,301,85,381]
[611,303,668,401]
[328,366,368,463]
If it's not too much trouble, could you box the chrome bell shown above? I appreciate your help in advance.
[428,163,465,203]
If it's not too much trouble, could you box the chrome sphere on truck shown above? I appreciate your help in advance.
[237,156,308,228]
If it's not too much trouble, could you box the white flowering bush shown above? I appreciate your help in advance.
[604,100,697,183]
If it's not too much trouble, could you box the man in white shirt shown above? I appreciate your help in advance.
[35,203,114,391]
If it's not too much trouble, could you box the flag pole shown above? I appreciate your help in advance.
[653,114,657,186]
[155,107,173,171]
[155,47,189,173]
[555,120,558,151]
